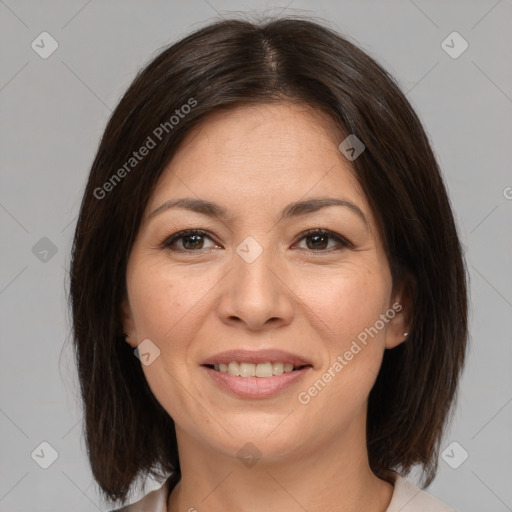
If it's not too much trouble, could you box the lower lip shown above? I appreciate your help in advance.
[202,366,312,399]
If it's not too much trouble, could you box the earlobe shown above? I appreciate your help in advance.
[124,330,137,348]
[385,278,413,350]
[120,298,137,347]
[384,321,410,350]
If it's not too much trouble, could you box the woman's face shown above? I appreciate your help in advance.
[122,103,408,463]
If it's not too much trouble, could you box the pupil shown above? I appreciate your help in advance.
[308,234,327,250]
[181,233,328,251]
[184,234,203,250]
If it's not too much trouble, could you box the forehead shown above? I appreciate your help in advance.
[146,103,372,226]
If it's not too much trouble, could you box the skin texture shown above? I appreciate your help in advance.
[122,103,410,512]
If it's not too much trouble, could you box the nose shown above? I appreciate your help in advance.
[216,243,294,332]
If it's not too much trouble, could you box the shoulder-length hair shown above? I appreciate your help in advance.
[69,14,468,505]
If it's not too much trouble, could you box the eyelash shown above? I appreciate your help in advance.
[160,228,352,253]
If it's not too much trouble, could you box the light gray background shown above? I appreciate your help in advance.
[1,1,511,511]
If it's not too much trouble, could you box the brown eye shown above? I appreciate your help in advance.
[162,229,217,251]
[161,228,351,254]
[295,229,351,251]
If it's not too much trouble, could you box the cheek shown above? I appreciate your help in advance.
[295,263,391,348]
[126,262,207,422]
[127,261,208,346]
[292,263,391,408]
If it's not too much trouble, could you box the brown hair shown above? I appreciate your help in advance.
[69,14,468,505]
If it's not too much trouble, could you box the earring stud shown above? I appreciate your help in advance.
[403,332,409,337]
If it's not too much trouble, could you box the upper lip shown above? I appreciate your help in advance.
[201,349,313,367]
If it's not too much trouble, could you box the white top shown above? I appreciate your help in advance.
[109,472,457,512]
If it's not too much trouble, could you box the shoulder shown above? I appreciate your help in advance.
[386,473,458,512]
[107,474,178,512]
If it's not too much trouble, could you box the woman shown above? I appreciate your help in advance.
[69,15,468,512]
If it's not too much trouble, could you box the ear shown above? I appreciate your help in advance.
[384,275,413,350]
[120,297,137,348]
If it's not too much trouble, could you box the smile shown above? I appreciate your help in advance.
[205,361,311,377]
[202,364,313,399]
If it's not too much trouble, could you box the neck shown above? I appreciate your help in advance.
[167,413,393,512]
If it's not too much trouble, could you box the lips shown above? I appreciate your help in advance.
[200,349,313,398]
[201,349,313,368]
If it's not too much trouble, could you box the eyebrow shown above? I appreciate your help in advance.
[148,196,368,228]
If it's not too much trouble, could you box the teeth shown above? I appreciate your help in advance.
[212,361,301,377]
[255,362,272,377]
[272,362,284,375]
[228,362,239,376]
[240,362,256,377]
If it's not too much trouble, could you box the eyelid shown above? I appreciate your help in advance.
[160,228,353,252]
[160,229,218,250]
[292,228,353,250]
